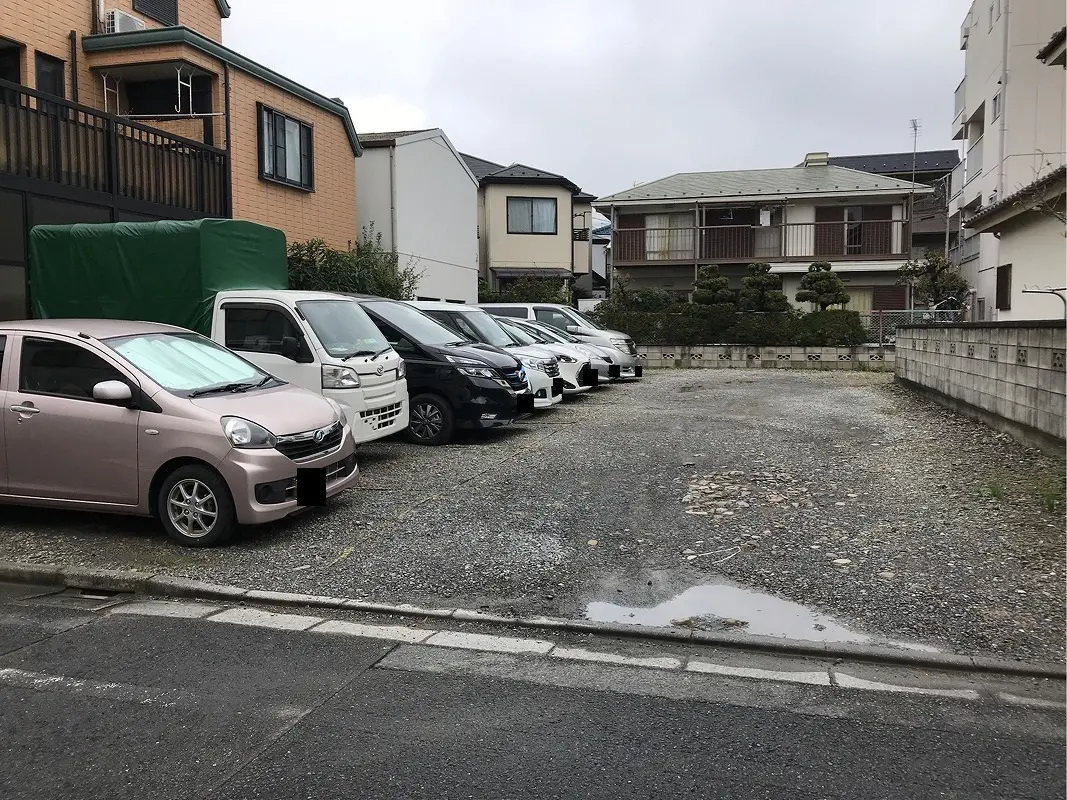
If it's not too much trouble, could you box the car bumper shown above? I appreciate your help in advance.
[456,381,528,428]
[327,384,410,445]
[217,425,360,525]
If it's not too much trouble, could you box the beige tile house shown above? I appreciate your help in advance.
[462,154,594,291]
[0,0,361,318]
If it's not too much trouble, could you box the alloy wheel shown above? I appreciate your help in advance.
[166,478,219,539]
[410,402,444,440]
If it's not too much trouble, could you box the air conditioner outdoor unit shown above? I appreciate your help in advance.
[104,9,147,34]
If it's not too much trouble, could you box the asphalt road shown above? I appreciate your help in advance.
[1,583,1063,800]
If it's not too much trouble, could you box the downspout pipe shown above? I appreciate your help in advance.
[996,0,1010,196]
[388,145,398,253]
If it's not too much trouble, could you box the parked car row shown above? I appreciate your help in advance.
[0,297,641,549]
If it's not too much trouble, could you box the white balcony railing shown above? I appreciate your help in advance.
[965,136,984,184]
[954,78,966,119]
[950,161,965,198]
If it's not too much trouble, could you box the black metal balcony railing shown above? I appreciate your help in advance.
[0,78,227,217]
[612,220,910,265]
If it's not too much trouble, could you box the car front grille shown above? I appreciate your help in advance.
[275,421,344,462]
[544,361,560,378]
[499,366,528,392]
[359,402,404,432]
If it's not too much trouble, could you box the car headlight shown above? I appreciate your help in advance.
[521,357,553,373]
[610,337,629,353]
[397,359,406,379]
[459,366,498,378]
[322,364,361,389]
[221,416,277,449]
[557,354,577,363]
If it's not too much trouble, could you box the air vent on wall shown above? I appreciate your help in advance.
[104,9,147,34]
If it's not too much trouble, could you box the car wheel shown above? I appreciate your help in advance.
[158,464,237,547]
[405,394,454,446]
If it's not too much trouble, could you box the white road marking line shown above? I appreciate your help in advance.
[207,608,323,631]
[313,620,433,643]
[687,660,831,686]
[997,692,1067,710]
[835,672,980,700]
[552,647,682,670]
[424,630,554,655]
[111,600,221,619]
[0,667,180,707]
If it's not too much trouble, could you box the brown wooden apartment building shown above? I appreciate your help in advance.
[0,0,362,318]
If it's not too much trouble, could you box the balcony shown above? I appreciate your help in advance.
[964,136,983,184]
[0,79,228,217]
[954,78,966,122]
[612,220,910,266]
[950,161,965,199]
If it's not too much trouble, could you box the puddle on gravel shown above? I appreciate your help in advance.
[585,581,937,652]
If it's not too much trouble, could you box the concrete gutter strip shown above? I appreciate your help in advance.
[2,562,1063,680]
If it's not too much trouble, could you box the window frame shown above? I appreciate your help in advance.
[995,264,1012,311]
[991,91,1002,120]
[18,336,132,402]
[257,103,315,192]
[507,196,558,235]
[133,0,179,26]
[222,302,314,363]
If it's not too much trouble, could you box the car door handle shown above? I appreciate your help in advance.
[10,405,40,415]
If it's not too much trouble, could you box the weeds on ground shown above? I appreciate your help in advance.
[1034,473,1066,514]
[981,476,1007,501]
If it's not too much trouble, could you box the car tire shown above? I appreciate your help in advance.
[157,464,237,547]
[406,393,454,446]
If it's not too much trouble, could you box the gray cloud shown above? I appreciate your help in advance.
[226,0,969,197]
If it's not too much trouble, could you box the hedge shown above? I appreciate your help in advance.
[592,305,867,347]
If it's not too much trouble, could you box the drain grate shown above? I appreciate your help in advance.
[23,587,134,611]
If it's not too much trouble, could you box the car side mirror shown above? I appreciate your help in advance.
[393,338,416,354]
[93,380,133,405]
[566,325,580,334]
[280,336,303,361]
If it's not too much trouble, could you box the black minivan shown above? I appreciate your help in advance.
[351,296,535,445]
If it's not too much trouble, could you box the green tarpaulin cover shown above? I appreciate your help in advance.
[30,219,288,336]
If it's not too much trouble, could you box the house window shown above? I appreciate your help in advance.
[992,91,1002,120]
[995,264,1012,310]
[258,104,314,191]
[34,52,64,99]
[133,0,178,26]
[507,197,557,234]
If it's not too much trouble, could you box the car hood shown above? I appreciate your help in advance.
[189,384,339,437]
[508,344,558,361]
[433,341,521,369]
[531,343,586,361]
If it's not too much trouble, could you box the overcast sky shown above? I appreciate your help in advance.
[225,0,971,198]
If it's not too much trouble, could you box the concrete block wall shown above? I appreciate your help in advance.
[636,345,894,371]
[895,322,1067,445]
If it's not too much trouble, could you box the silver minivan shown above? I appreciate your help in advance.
[477,303,643,379]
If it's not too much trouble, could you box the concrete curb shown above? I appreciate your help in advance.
[3,561,1064,680]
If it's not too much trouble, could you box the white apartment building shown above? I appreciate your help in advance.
[949,0,1066,321]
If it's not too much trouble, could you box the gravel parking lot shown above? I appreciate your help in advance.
[1,370,1063,663]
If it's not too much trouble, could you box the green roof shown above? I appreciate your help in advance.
[83,26,360,156]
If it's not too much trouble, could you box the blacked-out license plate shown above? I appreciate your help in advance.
[296,467,327,506]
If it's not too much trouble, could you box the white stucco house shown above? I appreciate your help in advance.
[461,153,594,291]
[594,152,932,312]
[949,2,1066,321]
[356,129,479,303]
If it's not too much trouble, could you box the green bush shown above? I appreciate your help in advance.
[795,310,867,346]
[478,277,569,304]
[288,223,422,299]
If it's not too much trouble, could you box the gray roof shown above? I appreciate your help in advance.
[461,153,507,180]
[596,165,933,204]
[827,150,960,175]
[358,129,434,147]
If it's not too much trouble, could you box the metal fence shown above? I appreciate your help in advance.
[858,309,964,346]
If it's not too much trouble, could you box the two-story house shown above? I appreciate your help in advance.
[595,152,931,313]
[461,153,593,291]
[949,0,1066,321]
[356,128,479,303]
[0,0,361,319]
[827,150,961,258]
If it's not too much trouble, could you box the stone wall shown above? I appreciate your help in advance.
[636,345,894,371]
[895,322,1066,447]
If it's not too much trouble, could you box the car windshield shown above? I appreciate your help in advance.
[364,302,469,346]
[298,299,391,359]
[456,310,516,348]
[527,323,571,343]
[498,319,542,346]
[567,308,607,330]
[106,332,277,395]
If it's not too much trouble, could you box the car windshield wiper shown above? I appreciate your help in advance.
[371,346,393,360]
[342,349,378,362]
[189,381,258,397]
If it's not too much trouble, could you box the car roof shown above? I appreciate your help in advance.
[216,289,358,303]
[0,318,187,338]
[407,301,483,312]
